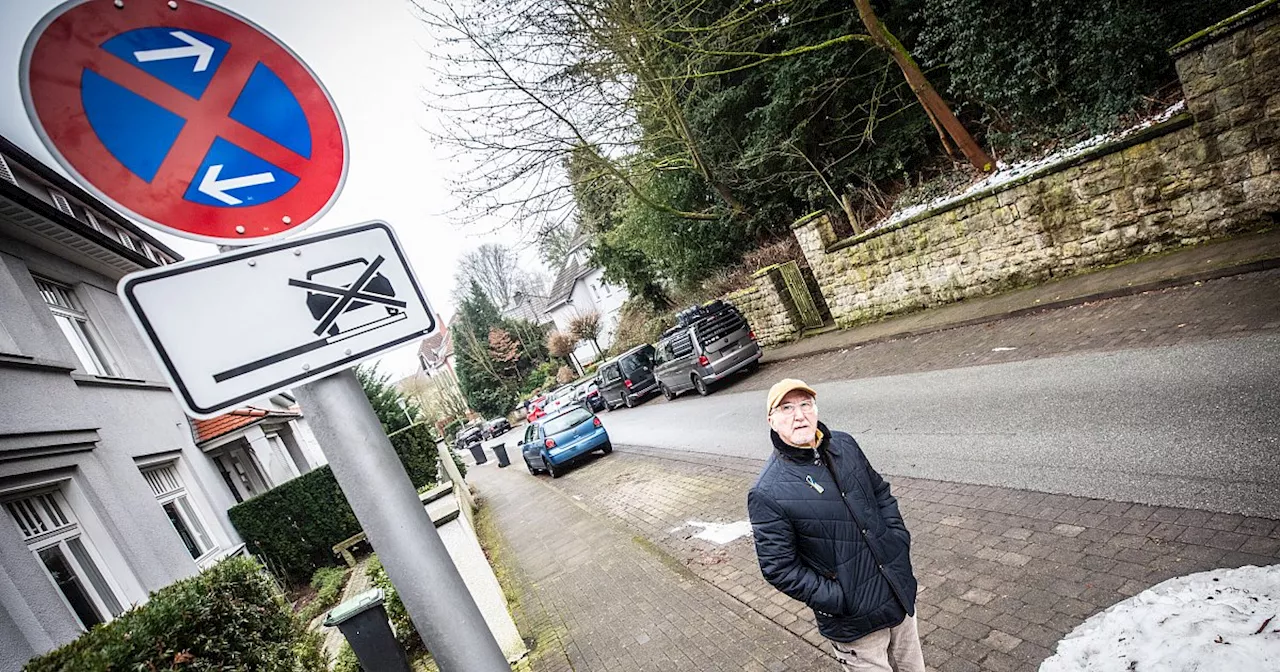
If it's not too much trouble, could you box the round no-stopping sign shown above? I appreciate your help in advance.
[21,0,348,243]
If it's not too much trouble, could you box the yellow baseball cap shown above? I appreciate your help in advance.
[766,378,817,414]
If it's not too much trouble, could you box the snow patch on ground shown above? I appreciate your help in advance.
[870,100,1188,235]
[677,520,754,545]
[1040,564,1280,672]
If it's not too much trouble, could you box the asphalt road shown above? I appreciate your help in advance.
[588,333,1280,518]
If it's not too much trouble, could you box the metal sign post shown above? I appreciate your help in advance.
[295,370,510,672]
[115,221,509,669]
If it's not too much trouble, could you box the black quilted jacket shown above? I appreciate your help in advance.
[747,423,916,642]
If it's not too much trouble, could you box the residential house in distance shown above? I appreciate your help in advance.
[542,229,627,367]
[189,395,325,505]
[0,135,323,670]
[415,320,454,377]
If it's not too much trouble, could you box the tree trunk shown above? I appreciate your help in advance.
[840,193,863,234]
[851,0,993,173]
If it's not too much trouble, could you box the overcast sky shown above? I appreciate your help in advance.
[0,0,531,380]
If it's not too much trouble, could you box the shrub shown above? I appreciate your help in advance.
[25,557,324,672]
[910,0,1253,143]
[610,299,673,354]
[366,555,423,653]
[332,644,360,672]
[442,418,462,443]
[229,428,439,585]
[387,423,439,488]
[297,566,348,623]
[228,466,361,585]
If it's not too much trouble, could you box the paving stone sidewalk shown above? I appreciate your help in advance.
[469,458,833,672]
[518,447,1280,672]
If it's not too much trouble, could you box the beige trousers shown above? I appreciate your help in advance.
[829,614,926,672]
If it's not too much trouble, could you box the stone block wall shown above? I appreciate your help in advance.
[794,3,1280,329]
[723,265,804,347]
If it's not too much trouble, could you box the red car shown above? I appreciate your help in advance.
[526,395,548,422]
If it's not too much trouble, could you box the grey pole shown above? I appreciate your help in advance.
[295,369,510,671]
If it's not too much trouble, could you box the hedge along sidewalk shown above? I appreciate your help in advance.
[762,228,1280,365]
[26,557,325,672]
[228,423,440,585]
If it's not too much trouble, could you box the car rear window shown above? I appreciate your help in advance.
[542,408,593,435]
[694,307,746,344]
[620,345,655,373]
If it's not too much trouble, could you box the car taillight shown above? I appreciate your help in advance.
[748,330,756,340]
[592,417,601,427]
[698,355,710,367]
[544,438,556,448]
[624,379,633,389]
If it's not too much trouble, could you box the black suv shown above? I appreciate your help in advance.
[653,300,761,398]
[595,344,657,409]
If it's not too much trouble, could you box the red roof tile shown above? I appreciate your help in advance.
[191,406,301,444]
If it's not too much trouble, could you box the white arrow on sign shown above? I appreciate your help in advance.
[198,165,276,205]
[133,31,215,72]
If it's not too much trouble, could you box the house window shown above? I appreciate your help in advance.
[117,229,137,251]
[48,190,74,216]
[34,276,115,376]
[82,209,105,234]
[4,488,126,630]
[141,463,214,561]
[0,154,16,186]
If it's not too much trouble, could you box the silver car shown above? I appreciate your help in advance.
[653,301,761,399]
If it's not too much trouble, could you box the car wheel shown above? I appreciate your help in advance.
[624,393,635,408]
[545,456,561,479]
[693,373,710,396]
[525,458,539,475]
[661,383,676,401]
[601,441,613,455]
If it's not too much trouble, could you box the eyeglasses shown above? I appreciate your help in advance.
[772,400,816,417]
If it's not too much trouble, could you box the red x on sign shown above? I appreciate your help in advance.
[22,0,348,243]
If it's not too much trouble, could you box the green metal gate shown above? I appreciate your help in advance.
[778,261,823,330]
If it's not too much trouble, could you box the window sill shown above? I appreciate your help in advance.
[0,353,77,373]
[70,373,171,391]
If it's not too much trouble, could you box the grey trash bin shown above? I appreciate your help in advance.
[467,443,487,464]
[493,443,511,468]
[324,588,410,672]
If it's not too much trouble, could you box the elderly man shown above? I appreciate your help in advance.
[748,379,924,671]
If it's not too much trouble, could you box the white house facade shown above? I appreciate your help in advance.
[0,135,323,670]
[543,234,628,367]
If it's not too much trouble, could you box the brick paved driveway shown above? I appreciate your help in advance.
[501,447,1280,672]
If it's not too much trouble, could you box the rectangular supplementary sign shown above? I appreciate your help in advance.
[119,221,436,418]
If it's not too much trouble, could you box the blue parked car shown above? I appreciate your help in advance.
[519,406,612,478]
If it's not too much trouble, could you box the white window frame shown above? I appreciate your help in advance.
[33,275,117,376]
[4,487,130,631]
[0,154,16,186]
[83,209,105,234]
[116,228,137,251]
[140,462,218,564]
[48,189,74,216]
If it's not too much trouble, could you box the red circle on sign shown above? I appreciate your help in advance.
[21,0,347,243]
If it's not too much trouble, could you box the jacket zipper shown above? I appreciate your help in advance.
[818,449,910,612]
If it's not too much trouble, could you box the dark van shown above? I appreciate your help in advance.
[654,300,761,398]
[595,344,657,409]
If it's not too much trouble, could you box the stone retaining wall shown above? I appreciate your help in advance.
[790,3,1280,329]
